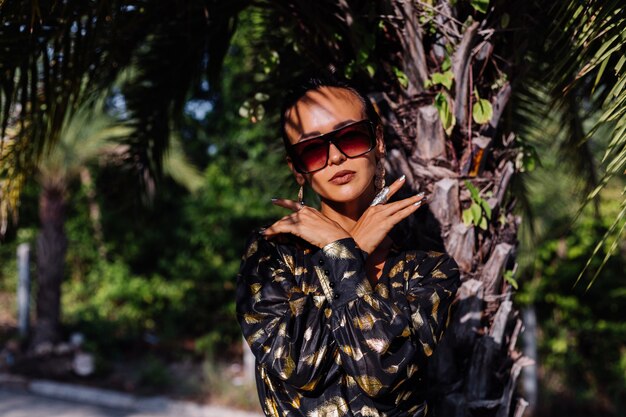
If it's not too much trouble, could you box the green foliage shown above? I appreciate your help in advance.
[472,98,493,125]
[469,0,489,14]
[462,181,492,230]
[517,207,626,412]
[434,92,456,136]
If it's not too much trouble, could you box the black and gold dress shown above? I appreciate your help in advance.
[236,228,460,417]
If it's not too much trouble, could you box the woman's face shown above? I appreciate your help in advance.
[284,86,383,204]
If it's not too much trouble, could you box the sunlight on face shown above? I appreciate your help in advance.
[284,86,380,205]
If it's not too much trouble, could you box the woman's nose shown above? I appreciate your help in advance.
[328,142,347,166]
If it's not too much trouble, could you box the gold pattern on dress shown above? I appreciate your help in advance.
[344,374,357,388]
[313,295,326,308]
[375,284,389,298]
[314,266,334,299]
[245,240,258,260]
[388,261,405,278]
[250,283,262,303]
[278,322,287,337]
[306,396,349,417]
[342,270,356,280]
[264,396,281,417]
[247,328,265,345]
[340,344,364,361]
[280,355,295,379]
[407,363,418,377]
[243,312,264,324]
[430,291,441,323]
[411,309,424,329]
[421,340,433,356]
[357,405,381,417]
[355,375,383,397]
[406,253,417,262]
[365,337,390,354]
[300,377,321,391]
[282,254,295,273]
[304,345,328,368]
[289,296,307,316]
[323,242,356,260]
[301,282,318,294]
[431,268,448,279]
[295,266,307,276]
[325,307,332,318]
[383,364,399,374]
[353,311,380,331]
[356,282,371,298]
[362,294,381,311]
[303,327,313,342]
[290,392,302,409]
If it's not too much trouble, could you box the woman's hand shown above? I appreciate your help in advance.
[351,177,426,255]
[263,200,351,248]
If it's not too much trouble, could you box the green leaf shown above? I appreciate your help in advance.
[434,92,456,135]
[470,203,482,225]
[500,13,510,29]
[465,180,480,201]
[470,0,489,14]
[393,67,409,89]
[366,64,376,78]
[431,70,454,90]
[472,98,493,125]
[479,215,488,230]
[462,208,474,226]
[480,199,492,219]
[504,271,518,290]
[441,56,452,72]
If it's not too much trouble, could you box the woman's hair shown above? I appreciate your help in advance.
[279,73,382,149]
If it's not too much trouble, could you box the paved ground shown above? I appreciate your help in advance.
[0,388,263,417]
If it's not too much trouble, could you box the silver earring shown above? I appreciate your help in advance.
[298,184,304,205]
[375,159,386,191]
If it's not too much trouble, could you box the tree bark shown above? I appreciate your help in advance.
[31,183,68,349]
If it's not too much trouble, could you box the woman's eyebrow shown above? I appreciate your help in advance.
[297,119,359,142]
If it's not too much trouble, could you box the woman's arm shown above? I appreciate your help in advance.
[236,230,337,391]
[310,237,460,398]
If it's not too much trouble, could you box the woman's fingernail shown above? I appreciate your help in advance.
[417,192,425,198]
[399,175,406,182]
[413,200,423,206]
[271,197,278,202]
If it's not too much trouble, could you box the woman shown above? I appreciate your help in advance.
[236,75,460,417]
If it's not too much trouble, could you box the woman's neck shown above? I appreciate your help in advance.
[320,184,377,233]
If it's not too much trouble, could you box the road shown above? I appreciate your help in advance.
[0,388,263,417]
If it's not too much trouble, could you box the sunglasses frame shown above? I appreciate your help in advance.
[287,119,377,174]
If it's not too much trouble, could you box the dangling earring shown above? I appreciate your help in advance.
[298,184,304,206]
[375,159,386,191]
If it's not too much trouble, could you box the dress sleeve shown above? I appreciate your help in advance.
[309,237,460,398]
[236,231,336,391]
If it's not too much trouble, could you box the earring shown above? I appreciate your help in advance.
[298,184,304,205]
[375,159,386,191]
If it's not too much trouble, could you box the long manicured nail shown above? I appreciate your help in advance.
[399,174,406,182]
[271,197,278,202]
[413,200,423,206]
[417,192,425,198]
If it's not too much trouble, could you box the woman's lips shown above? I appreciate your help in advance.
[329,170,356,185]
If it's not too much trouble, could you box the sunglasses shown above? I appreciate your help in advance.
[287,119,376,174]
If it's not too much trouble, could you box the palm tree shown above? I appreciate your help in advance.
[1,0,624,414]
[31,98,203,348]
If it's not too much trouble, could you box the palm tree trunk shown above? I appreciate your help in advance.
[31,183,68,348]
[378,2,530,416]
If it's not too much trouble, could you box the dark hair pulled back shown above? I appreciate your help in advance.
[279,72,381,150]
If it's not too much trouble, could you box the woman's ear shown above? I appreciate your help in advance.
[287,157,306,186]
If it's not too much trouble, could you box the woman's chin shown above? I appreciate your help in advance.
[319,184,374,205]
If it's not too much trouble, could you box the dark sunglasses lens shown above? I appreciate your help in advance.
[293,138,328,172]
[335,123,374,156]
